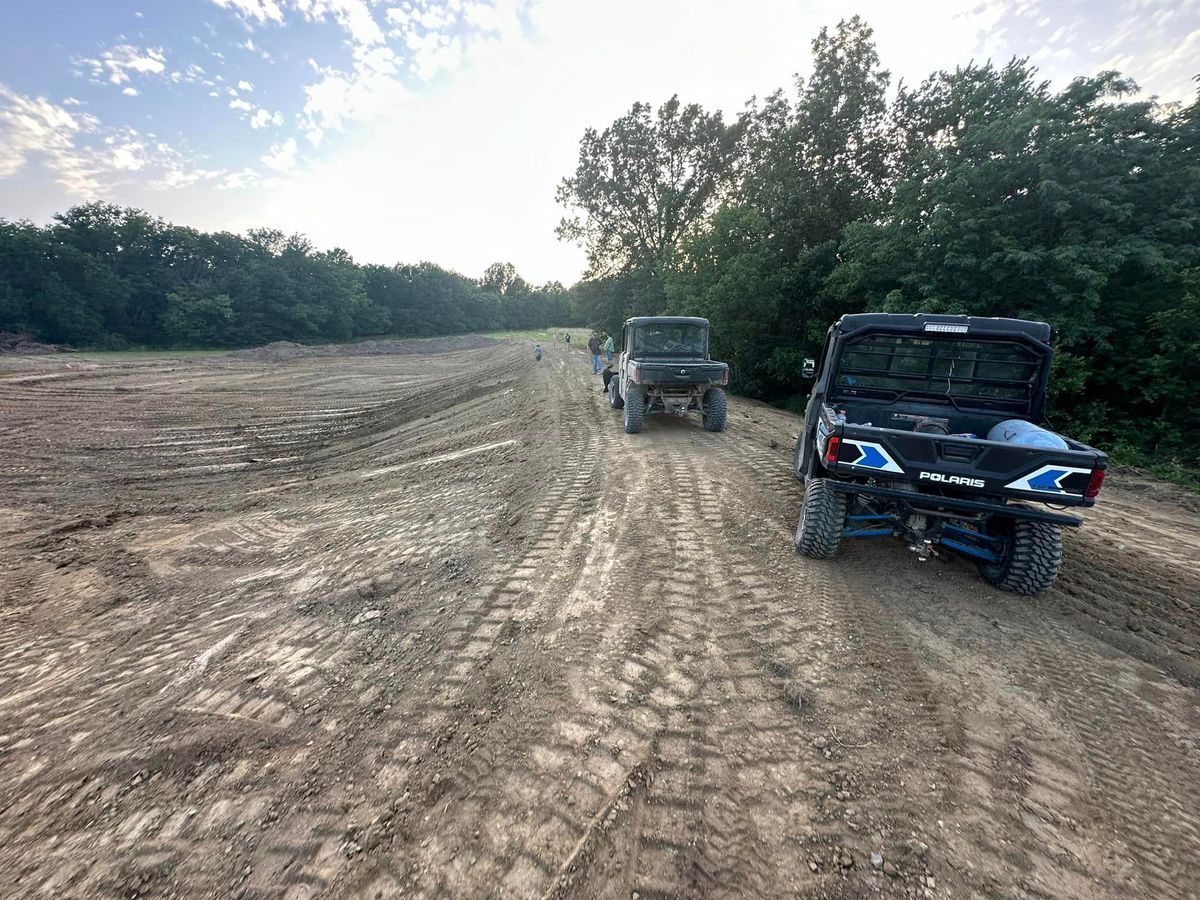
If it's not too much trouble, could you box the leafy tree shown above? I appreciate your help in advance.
[559,20,1199,471]
[160,291,234,346]
[740,16,892,250]
[663,17,892,398]
[556,96,742,278]
[664,206,780,383]
[0,206,578,349]
[828,65,1200,459]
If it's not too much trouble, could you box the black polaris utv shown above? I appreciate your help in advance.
[792,313,1107,594]
[610,316,730,434]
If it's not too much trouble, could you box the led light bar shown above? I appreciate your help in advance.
[923,323,969,333]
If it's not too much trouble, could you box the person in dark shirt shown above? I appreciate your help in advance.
[587,334,602,374]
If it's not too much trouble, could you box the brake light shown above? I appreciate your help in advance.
[825,436,841,465]
[634,365,641,382]
[1085,467,1106,499]
[722,367,729,385]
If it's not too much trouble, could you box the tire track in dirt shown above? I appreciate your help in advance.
[2,341,1197,900]
[521,423,836,898]
[308,350,616,897]
[0,342,560,896]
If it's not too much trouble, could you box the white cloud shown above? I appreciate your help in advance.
[122,87,139,97]
[220,167,262,190]
[229,98,254,112]
[212,0,383,46]
[462,0,524,38]
[0,84,218,199]
[111,141,147,171]
[154,166,223,190]
[298,44,406,144]
[238,79,255,91]
[212,0,284,24]
[169,63,208,85]
[404,30,465,81]
[1138,27,1200,100]
[250,108,284,128]
[81,44,168,87]
[293,0,384,46]
[0,85,84,181]
[261,136,298,172]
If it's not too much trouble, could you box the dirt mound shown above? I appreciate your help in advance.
[1109,469,1200,512]
[0,331,67,355]
[228,334,497,362]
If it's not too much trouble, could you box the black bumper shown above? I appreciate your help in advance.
[827,481,1084,527]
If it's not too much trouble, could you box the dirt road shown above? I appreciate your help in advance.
[1,338,1197,899]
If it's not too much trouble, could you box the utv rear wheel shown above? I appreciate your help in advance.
[623,387,645,433]
[794,478,847,560]
[978,519,1062,595]
[702,387,727,432]
[609,383,624,409]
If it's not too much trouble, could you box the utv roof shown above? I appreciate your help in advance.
[834,313,1052,343]
[625,316,710,328]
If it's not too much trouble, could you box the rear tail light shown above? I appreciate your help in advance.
[1085,467,1106,499]
[825,436,841,465]
[633,365,641,382]
[722,367,730,385]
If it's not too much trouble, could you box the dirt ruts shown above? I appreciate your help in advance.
[0,339,1196,899]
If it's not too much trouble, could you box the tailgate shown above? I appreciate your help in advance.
[638,361,726,384]
[826,423,1106,505]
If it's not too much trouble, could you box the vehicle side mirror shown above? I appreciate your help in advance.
[801,358,816,379]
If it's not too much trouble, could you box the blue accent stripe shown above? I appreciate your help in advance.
[1028,468,1067,491]
[856,445,889,469]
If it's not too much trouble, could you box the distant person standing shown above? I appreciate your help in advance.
[587,334,601,374]
[552,332,558,345]
[603,333,615,365]
[534,343,542,363]
[565,333,571,347]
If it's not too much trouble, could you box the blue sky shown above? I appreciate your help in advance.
[1,0,1197,284]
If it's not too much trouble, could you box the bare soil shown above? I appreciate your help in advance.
[1,340,1197,900]
[0,331,67,354]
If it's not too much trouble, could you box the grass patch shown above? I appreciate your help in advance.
[482,327,588,343]
[72,328,589,357]
[76,348,232,359]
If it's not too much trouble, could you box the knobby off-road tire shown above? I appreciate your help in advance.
[623,388,645,433]
[702,387,728,432]
[794,478,847,560]
[609,382,624,409]
[978,519,1062,595]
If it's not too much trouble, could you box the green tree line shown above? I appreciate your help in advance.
[0,204,581,349]
[557,18,1200,474]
